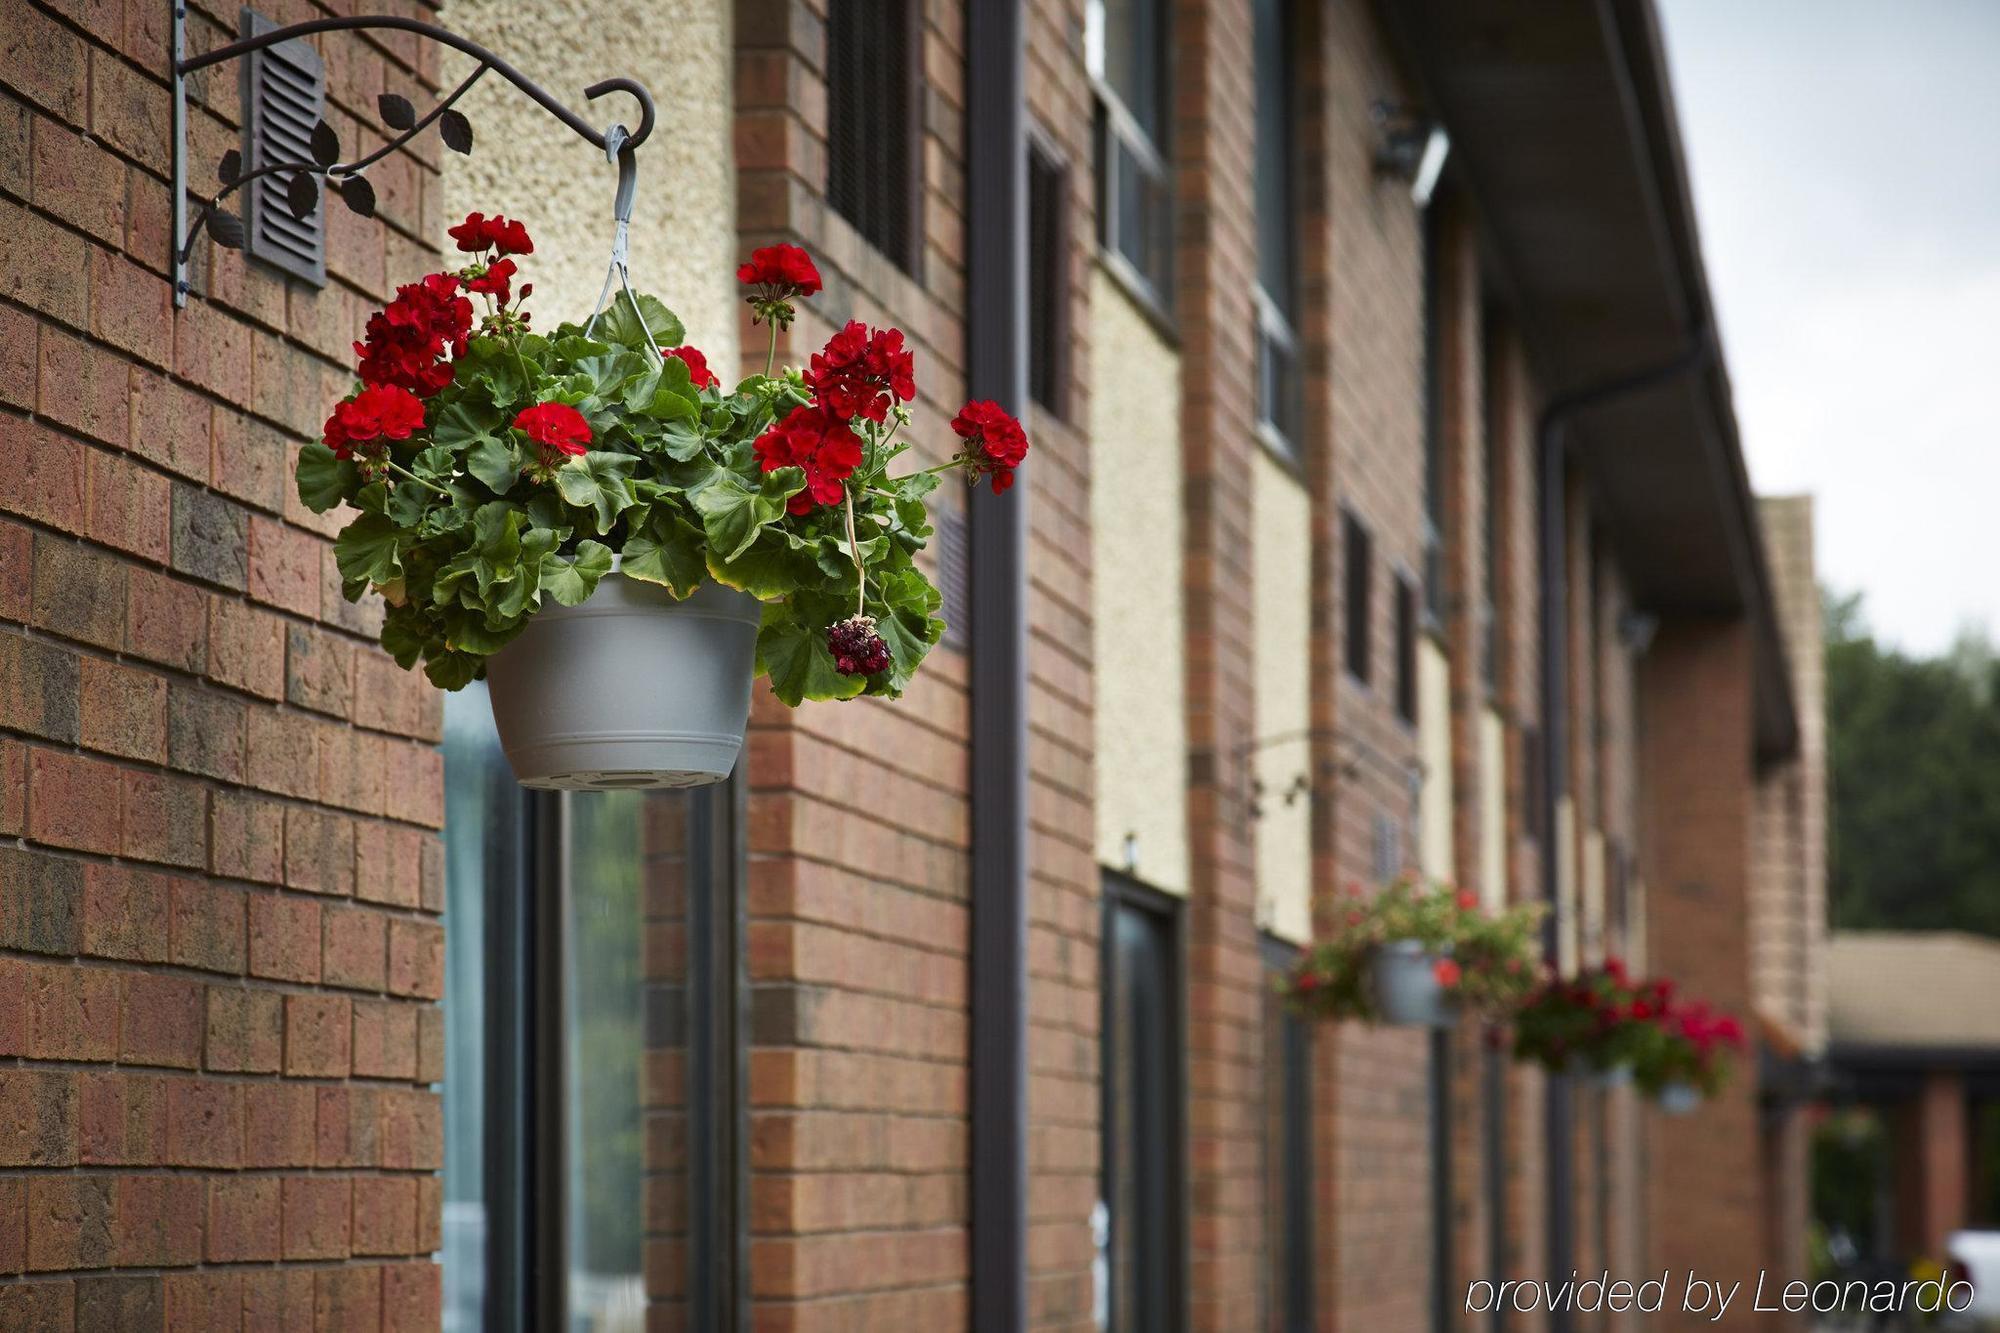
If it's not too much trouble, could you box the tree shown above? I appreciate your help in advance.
[1826,590,2000,938]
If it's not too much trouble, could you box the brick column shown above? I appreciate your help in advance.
[1640,616,1764,1328]
[1,0,446,1323]
[1895,1071,1969,1261]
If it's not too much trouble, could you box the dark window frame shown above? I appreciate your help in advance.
[1420,203,1447,628]
[1027,126,1073,418]
[1343,509,1374,685]
[1100,873,1189,1333]
[1260,936,1315,1333]
[1395,570,1419,727]
[825,0,924,274]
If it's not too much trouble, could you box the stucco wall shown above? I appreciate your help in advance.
[1252,450,1312,943]
[1089,270,1189,894]
[439,0,739,362]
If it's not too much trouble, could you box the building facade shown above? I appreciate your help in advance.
[0,0,1826,1330]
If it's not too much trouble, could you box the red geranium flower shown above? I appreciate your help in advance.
[322,383,426,461]
[949,400,1030,494]
[449,212,534,257]
[666,345,718,389]
[1455,889,1479,911]
[514,402,592,466]
[1433,959,1463,989]
[807,321,916,424]
[464,257,517,304]
[738,243,822,328]
[355,272,473,397]
[753,404,863,514]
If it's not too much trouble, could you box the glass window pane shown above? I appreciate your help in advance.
[1253,0,1294,308]
[1101,0,1164,141]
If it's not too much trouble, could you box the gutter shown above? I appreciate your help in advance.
[965,0,1030,1328]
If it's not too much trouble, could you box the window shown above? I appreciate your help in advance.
[1522,723,1543,843]
[1088,0,1173,303]
[1343,510,1373,683]
[1100,877,1184,1333]
[1420,205,1446,622]
[826,0,919,270]
[1252,0,1300,448]
[1395,573,1418,725]
[1028,138,1070,414]
[1261,939,1314,1333]
[442,685,743,1332]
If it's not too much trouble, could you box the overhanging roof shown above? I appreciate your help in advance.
[1381,0,1799,763]
[1827,932,2000,1054]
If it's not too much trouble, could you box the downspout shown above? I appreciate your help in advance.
[1535,324,1711,1333]
[966,1,1030,1329]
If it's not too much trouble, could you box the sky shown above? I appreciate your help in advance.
[1655,0,2000,657]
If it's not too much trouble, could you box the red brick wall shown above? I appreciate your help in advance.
[1,0,446,1322]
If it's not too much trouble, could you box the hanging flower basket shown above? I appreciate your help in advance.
[1280,878,1543,1029]
[296,221,1028,788]
[1655,1081,1702,1116]
[1512,958,1660,1080]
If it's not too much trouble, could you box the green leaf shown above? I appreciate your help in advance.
[462,338,531,408]
[658,420,706,461]
[757,610,866,706]
[553,451,639,534]
[465,435,523,493]
[693,467,804,562]
[295,442,357,513]
[542,539,614,606]
[621,518,707,599]
[571,348,651,400]
[433,400,504,455]
[425,651,483,691]
[708,536,810,601]
[598,291,684,353]
[333,513,403,589]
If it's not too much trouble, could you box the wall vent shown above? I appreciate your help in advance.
[239,9,327,287]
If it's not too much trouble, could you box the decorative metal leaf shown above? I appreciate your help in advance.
[310,119,341,168]
[217,149,241,185]
[208,209,246,249]
[377,92,417,131]
[337,175,377,219]
[285,170,319,221]
[439,109,473,155]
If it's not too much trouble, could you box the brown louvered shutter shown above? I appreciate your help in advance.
[826,0,917,271]
[934,506,970,650]
[240,10,327,287]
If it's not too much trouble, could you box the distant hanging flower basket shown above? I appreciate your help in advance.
[1510,960,1744,1110]
[296,225,1029,787]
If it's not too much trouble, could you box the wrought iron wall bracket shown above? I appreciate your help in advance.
[169,7,658,307]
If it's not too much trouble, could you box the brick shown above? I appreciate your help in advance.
[0,94,24,198]
[0,845,84,955]
[419,835,445,912]
[210,789,286,884]
[118,971,203,1069]
[37,323,129,449]
[25,1175,112,1272]
[85,445,172,565]
[241,1081,316,1168]
[287,622,355,717]
[207,1175,281,1263]
[78,1071,166,1166]
[0,515,31,621]
[32,534,126,650]
[164,1272,241,1329]
[352,998,417,1080]
[89,46,169,173]
[315,1085,380,1168]
[32,115,126,247]
[248,892,321,983]
[284,804,356,895]
[113,1174,203,1268]
[415,1004,445,1084]
[281,1175,351,1260]
[125,566,207,672]
[26,963,117,1062]
[352,1176,417,1256]
[247,707,319,798]
[0,1178,23,1273]
[0,304,32,409]
[248,517,321,617]
[204,986,283,1074]
[129,366,212,482]
[242,1269,316,1330]
[386,917,444,999]
[169,482,249,590]
[0,1068,78,1166]
[165,1076,241,1167]
[166,683,247,781]
[80,863,171,963]
[169,878,246,974]
[0,633,81,743]
[208,596,286,699]
[376,1088,441,1170]
[355,821,421,908]
[0,195,90,326]
[285,992,352,1077]
[0,741,23,836]
[323,903,387,991]
[119,767,207,869]
[27,747,120,854]
[77,1275,164,1331]
[0,1280,73,1327]
[77,656,167,761]
[318,723,389,816]
[173,297,254,408]
[0,415,87,534]
[90,247,174,369]
[211,407,289,514]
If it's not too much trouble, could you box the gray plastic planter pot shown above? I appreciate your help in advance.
[485,567,762,790]
[1371,939,1458,1028]
[1655,1081,1702,1116]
